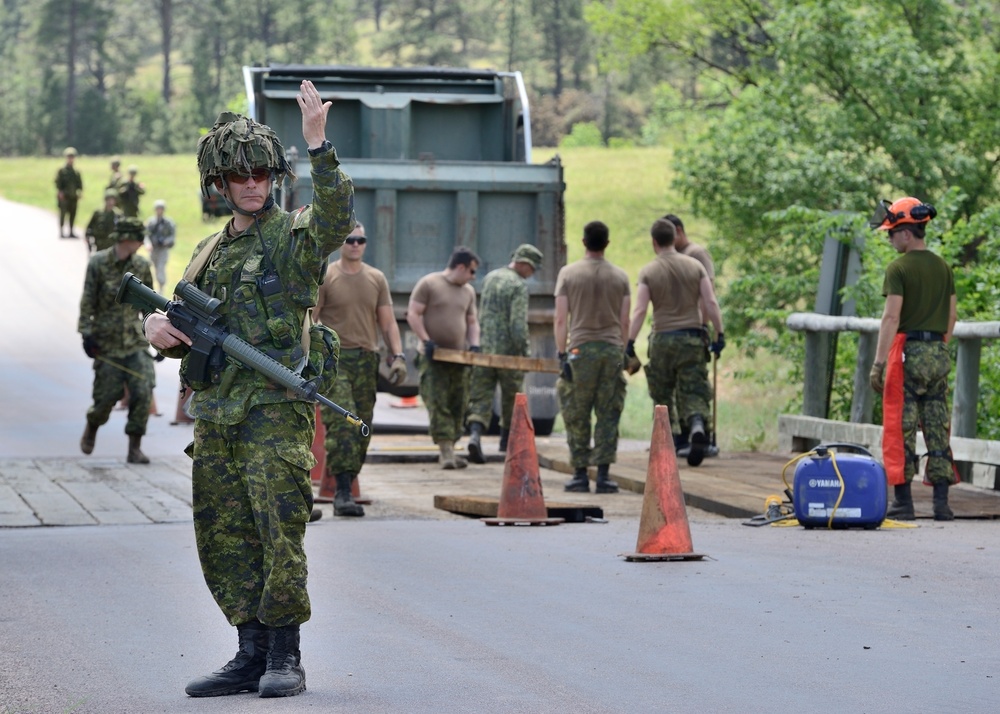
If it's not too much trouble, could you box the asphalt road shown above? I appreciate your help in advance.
[1,198,998,713]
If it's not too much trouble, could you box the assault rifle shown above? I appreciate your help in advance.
[116,272,369,436]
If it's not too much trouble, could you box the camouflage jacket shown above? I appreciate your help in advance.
[55,166,83,196]
[78,248,153,357]
[169,147,355,426]
[117,180,145,216]
[87,208,123,252]
[479,266,530,356]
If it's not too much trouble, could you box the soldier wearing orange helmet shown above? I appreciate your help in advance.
[869,197,958,521]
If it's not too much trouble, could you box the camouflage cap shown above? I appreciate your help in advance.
[128,165,138,174]
[511,243,543,269]
[111,217,145,243]
[196,111,293,195]
[63,147,78,157]
[154,199,166,209]
[110,157,121,166]
[103,188,118,200]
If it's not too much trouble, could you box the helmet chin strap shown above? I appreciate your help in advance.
[220,178,275,218]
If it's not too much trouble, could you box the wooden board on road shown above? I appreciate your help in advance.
[434,495,603,523]
[433,348,560,373]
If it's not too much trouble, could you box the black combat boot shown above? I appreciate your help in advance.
[498,428,509,453]
[932,482,954,521]
[467,422,486,464]
[595,464,619,494]
[185,620,269,697]
[333,472,364,517]
[258,624,306,698]
[886,482,915,520]
[687,415,707,467]
[674,426,691,457]
[127,434,150,464]
[80,421,99,455]
[564,467,590,492]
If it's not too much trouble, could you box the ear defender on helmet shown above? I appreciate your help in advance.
[869,197,937,230]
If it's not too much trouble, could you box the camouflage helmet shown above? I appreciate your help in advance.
[111,217,145,243]
[63,147,78,157]
[196,111,293,196]
[103,188,118,200]
[511,243,543,270]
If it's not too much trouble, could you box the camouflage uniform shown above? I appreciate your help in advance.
[55,160,83,234]
[419,357,472,444]
[646,331,712,430]
[322,348,378,475]
[118,176,145,217]
[145,211,176,292]
[166,145,355,627]
[78,247,154,435]
[467,265,531,430]
[898,341,953,484]
[86,205,123,253]
[556,342,627,469]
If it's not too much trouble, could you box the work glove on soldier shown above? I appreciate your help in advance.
[468,345,481,353]
[709,332,726,357]
[558,352,573,382]
[423,340,436,362]
[388,354,408,386]
[870,361,886,393]
[82,335,100,359]
[624,339,641,375]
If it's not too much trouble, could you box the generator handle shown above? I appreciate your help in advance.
[814,442,873,457]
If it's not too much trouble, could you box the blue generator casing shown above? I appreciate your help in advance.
[793,450,887,529]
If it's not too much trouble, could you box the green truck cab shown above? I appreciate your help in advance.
[245,65,565,434]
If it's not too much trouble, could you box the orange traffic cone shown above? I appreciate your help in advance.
[483,393,563,526]
[622,404,704,561]
[391,395,419,409]
[170,386,195,425]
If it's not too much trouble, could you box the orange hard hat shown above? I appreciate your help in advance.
[870,197,936,230]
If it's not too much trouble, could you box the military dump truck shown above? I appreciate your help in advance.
[244,65,566,434]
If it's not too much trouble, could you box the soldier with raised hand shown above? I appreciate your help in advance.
[85,188,123,253]
[555,221,631,494]
[313,221,406,516]
[78,217,155,463]
[55,147,83,239]
[466,243,543,462]
[143,80,356,699]
[117,165,145,217]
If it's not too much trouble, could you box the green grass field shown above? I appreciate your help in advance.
[0,148,797,451]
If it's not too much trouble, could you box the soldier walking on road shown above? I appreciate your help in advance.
[143,82,356,698]
[555,221,631,494]
[466,243,543,462]
[145,199,176,293]
[627,218,724,467]
[55,147,83,239]
[78,217,155,463]
[314,221,406,516]
[869,197,957,521]
[86,188,123,254]
[407,246,481,469]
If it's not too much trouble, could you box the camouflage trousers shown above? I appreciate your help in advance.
[322,348,378,476]
[418,357,470,444]
[645,333,712,434]
[556,341,627,469]
[900,341,954,485]
[86,350,153,436]
[58,196,78,229]
[467,363,524,430]
[190,401,315,627]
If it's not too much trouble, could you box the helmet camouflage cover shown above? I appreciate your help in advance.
[111,216,146,242]
[196,111,293,196]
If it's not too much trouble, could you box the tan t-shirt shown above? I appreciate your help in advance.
[638,251,707,332]
[555,257,630,349]
[410,272,477,350]
[314,262,392,351]
[680,241,715,282]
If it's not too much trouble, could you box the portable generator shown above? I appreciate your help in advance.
[791,444,887,529]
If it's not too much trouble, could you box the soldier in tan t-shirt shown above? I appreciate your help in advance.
[628,218,723,466]
[407,246,481,469]
[314,222,406,516]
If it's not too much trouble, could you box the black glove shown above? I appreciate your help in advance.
[423,340,436,361]
[82,335,100,359]
[710,332,725,356]
[625,339,636,358]
[558,352,572,382]
[469,345,481,353]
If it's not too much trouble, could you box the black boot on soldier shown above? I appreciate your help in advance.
[127,434,150,464]
[80,421,99,455]
[564,467,590,492]
[687,415,707,467]
[259,624,306,698]
[932,481,954,521]
[887,482,915,520]
[185,620,269,697]
[467,422,486,464]
[498,428,509,453]
[595,464,619,494]
[333,472,364,517]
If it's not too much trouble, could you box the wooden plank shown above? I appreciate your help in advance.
[433,348,560,373]
[433,494,603,523]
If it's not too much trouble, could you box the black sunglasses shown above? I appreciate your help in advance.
[344,237,367,245]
